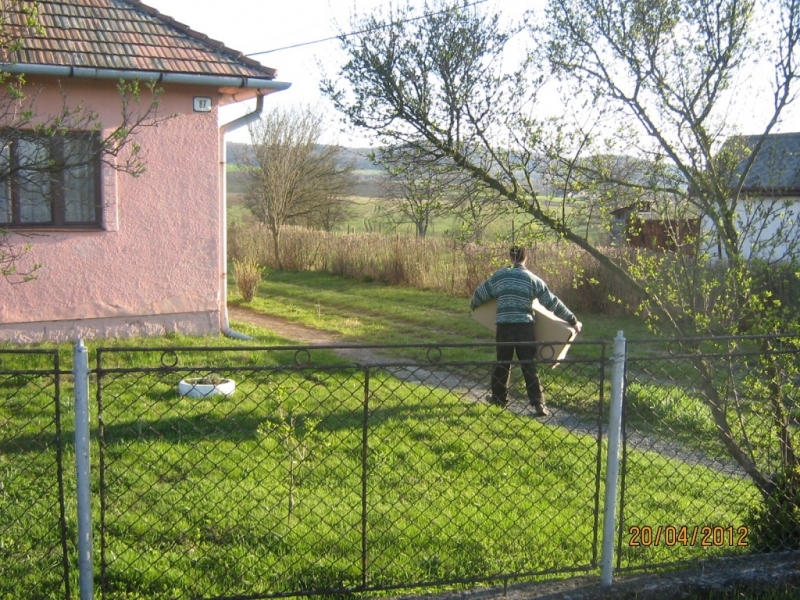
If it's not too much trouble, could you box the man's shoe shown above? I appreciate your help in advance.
[487,395,508,408]
[531,403,550,417]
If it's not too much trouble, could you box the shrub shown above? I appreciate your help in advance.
[233,257,263,303]
[750,259,800,322]
[745,473,800,552]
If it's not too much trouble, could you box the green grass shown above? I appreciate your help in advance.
[226,270,759,464]
[0,273,775,598]
[228,269,648,361]
[1,347,755,598]
[95,367,606,596]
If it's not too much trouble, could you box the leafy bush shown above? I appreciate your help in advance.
[745,471,800,552]
[750,260,800,323]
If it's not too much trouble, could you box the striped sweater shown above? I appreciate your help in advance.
[470,263,577,325]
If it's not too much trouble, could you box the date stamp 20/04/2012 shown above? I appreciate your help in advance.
[628,525,749,547]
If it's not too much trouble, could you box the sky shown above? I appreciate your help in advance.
[144,0,528,146]
[141,0,433,146]
[143,0,798,148]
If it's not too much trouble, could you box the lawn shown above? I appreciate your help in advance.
[0,273,768,599]
[227,269,650,359]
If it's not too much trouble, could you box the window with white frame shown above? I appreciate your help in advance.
[0,132,102,229]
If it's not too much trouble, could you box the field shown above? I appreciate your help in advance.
[225,169,604,242]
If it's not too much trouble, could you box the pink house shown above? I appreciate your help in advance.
[0,0,288,342]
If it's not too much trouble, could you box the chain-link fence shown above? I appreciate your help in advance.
[94,341,608,599]
[3,335,797,599]
[617,335,800,571]
[0,349,71,600]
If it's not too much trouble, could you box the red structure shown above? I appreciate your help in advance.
[611,206,700,254]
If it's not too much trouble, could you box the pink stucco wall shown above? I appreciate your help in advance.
[0,77,225,342]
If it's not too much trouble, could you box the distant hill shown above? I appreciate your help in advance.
[226,142,383,173]
[226,142,385,198]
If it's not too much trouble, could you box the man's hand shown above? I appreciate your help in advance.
[573,320,583,334]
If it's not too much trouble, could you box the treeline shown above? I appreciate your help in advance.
[228,222,638,314]
[227,142,380,173]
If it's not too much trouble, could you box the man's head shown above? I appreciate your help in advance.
[509,246,527,264]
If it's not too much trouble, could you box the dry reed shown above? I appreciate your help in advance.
[228,222,639,314]
[232,257,263,303]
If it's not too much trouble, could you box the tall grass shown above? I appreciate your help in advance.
[232,257,262,303]
[228,223,639,314]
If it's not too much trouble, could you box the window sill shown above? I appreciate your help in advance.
[2,227,107,233]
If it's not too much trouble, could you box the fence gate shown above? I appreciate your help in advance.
[0,349,70,600]
[94,341,608,599]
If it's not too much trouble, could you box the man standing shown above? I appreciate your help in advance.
[470,246,582,417]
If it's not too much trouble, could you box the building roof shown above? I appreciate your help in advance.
[731,132,800,195]
[3,0,277,80]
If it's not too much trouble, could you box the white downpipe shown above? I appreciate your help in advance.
[600,331,627,585]
[219,95,268,340]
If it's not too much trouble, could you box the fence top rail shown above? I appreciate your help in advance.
[0,348,59,356]
[625,333,800,346]
[625,334,800,361]
[93,355,608,376]
[95,340,608,371]
[95,339,608,354]
[626,347,800,362]
[0,348,60,374]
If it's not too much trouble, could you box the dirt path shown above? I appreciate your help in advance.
[228,305,744,476]
[228,305,600,426]
[229,305,345,346]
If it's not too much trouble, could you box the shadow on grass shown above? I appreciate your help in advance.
[1,400,486,455]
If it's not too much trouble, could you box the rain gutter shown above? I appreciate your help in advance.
[0,63,291,92]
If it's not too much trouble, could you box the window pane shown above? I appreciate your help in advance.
[17,139,52,223]
[63,137,96,223]
[0,144,9,224]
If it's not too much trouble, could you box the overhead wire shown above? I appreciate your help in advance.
[245,0,489,57]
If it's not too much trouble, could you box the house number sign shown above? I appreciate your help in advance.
[193,97,212,112]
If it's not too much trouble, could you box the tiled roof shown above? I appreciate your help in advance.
[3,0,277,79]
[730,132,800,194]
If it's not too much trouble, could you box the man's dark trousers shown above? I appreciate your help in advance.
[491,322,544,406]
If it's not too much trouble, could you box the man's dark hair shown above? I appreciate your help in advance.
[509,246,527,263]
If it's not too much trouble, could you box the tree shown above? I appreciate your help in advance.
[326,0,800,546]
[244,105,355,269]
[0,2,167,282]
[447,172,507,244]
[375,145,451,237]
[323,0,649,296]
[544,0,800,541]
[544,0,800,329]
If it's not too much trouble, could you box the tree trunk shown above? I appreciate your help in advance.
[692,355,775,499]
[270,224,283,270]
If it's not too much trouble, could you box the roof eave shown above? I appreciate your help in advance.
[740,187,800,198]
[1,63,291,94]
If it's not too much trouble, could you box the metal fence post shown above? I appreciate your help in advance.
[600,331,626,586]
[73,340,94,600]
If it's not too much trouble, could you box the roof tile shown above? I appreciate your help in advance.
[729,133,800,193]
[5,0,277,80]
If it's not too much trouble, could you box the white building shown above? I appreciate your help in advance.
[704,132,800,263]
